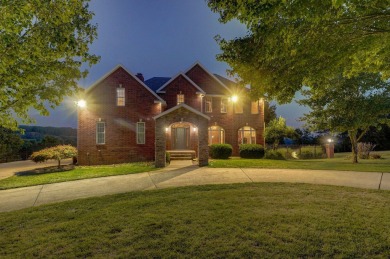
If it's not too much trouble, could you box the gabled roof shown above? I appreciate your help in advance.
[144,77,171,92]
[153,103,210,120]
[185,62,232,94]
[155,72,206,94]
[213,74,237,89]
[85,64,166,104]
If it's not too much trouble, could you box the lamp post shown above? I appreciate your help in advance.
[325,138,334,158]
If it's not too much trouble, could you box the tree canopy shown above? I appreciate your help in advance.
[264,116,295,150]
[299,73,390,163]
[208,0,390,103]
[0,0,99,130]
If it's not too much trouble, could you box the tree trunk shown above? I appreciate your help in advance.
[57,159,61,169]
[348,131,358,164]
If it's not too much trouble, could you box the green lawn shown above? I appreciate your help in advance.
[210,151,390,172]
[0,183,389,258]
[0,162,156,190]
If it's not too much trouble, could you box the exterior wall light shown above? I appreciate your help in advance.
[165,127,169,132]
[193,127,197,132]
[231,95,238,103]
[77,99,86,108]
[327,138,333,143]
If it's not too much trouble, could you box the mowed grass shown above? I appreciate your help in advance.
[0,162,156,190]
[210,150,390,172]
[0,183,389,258]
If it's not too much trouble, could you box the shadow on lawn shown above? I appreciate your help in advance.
[15,165,75,176]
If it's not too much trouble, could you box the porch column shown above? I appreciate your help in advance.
[155,118,166,168]
[198,118,209,166]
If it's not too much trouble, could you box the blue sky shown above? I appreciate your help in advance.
[29,0,306,128]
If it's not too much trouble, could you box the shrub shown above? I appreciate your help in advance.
[358,142,376,159]
[370,153,381,159]
[30,145,77,168]
[239,144,265,159]
[209,144,232,159]
[299,150,315,159]
[264,150,285,160]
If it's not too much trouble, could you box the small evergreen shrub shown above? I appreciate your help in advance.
[209,144,232,159]
[264,150,285,160]
[239,144,265,159]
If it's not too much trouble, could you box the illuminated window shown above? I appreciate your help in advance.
[234,102,243,114]
[117,88,125,106]
[238,126,256,144]
[208,126,225,145]
[177,94,184,105]
[96,122,105,144]
[136,122,145,144]
[221,98,228,113]
[251,101,259,114]
[205,96,212,113]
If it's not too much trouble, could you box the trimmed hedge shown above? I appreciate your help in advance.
[264,150,285,160]
[239,144,265,159]
[209,144,232,159]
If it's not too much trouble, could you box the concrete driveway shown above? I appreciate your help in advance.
[0,160,389,212]
[0,159,73,180]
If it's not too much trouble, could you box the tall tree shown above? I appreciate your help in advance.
[208,0,390,103]
[265,116,295,150]
[0,0,99,130]
[264,101,277,124]
[299,73,390,163]
[0,127,23,162]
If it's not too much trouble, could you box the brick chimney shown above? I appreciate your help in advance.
[135,73,144,82]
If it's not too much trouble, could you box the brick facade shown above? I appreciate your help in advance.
[78,63,265,166]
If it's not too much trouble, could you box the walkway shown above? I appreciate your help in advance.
[0,160,389,212]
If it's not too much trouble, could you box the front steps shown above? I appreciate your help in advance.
[167,150,196,160]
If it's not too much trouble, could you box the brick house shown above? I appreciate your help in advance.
[77,62,265,167]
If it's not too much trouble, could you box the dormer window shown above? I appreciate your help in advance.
[177,93,184,105]
[117,86,125,106]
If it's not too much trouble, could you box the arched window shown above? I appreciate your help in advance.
[238,126,256,144]
[208,126,225,145]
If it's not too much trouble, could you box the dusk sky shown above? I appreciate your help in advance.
[29,0,307,129]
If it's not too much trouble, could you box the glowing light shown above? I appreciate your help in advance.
[165,127,169,132]
[231,95,238,103]
[193,127,197,132]
[327,138,333,143]
[77,99,86,108]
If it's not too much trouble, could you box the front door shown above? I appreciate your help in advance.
[173,127,189,149]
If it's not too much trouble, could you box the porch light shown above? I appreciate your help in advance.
[327,138,333,143]
[76,99,86,108]
[231,95,238,103]
[193,127,197,132]
[165,127,169,132]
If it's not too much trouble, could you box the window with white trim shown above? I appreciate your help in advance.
[251,101,259,114]
[96,122,105,144]
[205,96,212,113]
[208,126,225,145]
[177,94,184,105]
[234,102,243,114]
[136,122,145,144]
[117,87,125,106]
[238,126,256,144]
[221,98,228,113]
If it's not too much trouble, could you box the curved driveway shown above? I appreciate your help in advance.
[0,159,73,180]
[0,160,389,212]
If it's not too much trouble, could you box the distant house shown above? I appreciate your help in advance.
[77,62,264,167]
